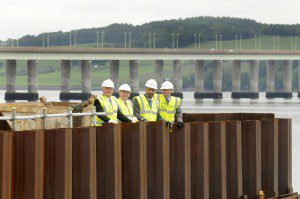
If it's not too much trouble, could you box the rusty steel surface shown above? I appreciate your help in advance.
[44,128,72,199]
[146,122,170,199]
[183,113,274,122]
[261,119,279,198]
[121,122,147,199]
[241,120,262,199]
[278,119,293,195]
[225,121,243,198]
[12,130,44,199]
[189,122,209,199]
[208,121,227,199]
[0,131,12,199]
[72,127,97,199]
[169,123,191,199]
[96,124,122,199]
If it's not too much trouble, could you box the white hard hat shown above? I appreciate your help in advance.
[145,79,157,89]
[160,81,174,90]
[118,84,131,92]
[102,79,114,88]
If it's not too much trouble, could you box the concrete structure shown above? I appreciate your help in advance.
[129,60,139,98]
[1,47,300,101]
[173,60,183,98]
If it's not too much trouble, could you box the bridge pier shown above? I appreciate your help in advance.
[266,60,293,98]
[59,60,71,102]
[5,60,17,102]
[266,60,276,98]
[110,60,120,96]
[129,60,140,98]
[283,60,293,98]
[173,60,183,98]
[249,60,260,98]
[27,60,39,101]
[154,60,164,88]
[213,60,223,99]
[81,60,92,100]
[194,60,205,98]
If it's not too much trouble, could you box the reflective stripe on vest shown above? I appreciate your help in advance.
[155,94,181,123]
[117,98,134,119]
[93,95,118,126]
[134,95,158,121]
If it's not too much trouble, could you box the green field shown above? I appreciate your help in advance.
[0,36,297,89]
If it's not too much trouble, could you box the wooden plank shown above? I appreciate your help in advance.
[189,122,209,199]
[96,124,122,199]
[169,123,191,199]
[146,122,170,199]
[12,130,44,199]
[121,122,147,199]
[208,121,227,199]
[241,120,262,199]
[44,128,72,199]
[261,119,279,198]
[278,119,293,194]
[0,131,12,199]
[225,121,243,198]
[72,127,97,199]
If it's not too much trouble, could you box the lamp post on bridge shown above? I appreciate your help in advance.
[47,33,50,47]
[153,32,156,48]
[291,37,294,50]
[273,36,276,50]
[176,33,179,49]
[42,33,45,47]
[194,34,196,49]
[74,30,77,47]
[101,31,104,48]
[148,33,151,48]
[258,36,261,50]
[215,34,218,49]
[277,36,280,50]
[96,31,99,48]
[69,31,72,47]
[129,32,132,48]
[220,34,222,50]
[239,35,242,50]
[295,37,298,50]
[124,32,127,48]
[198,34,201,49]
[254,36,257,50]
[172,33,175,49]
[235,35,238,50]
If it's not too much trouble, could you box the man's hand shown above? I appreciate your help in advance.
[108,120,118,124]
[141,118,148,122]
[177,122,184,129]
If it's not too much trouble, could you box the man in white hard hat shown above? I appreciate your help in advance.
[93,79,133,126]
[117,84,138,122]
[155,81,184,129]
[133,79,163,122]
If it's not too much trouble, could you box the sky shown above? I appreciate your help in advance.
[0,0,299,40]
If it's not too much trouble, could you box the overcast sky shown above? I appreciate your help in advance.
[0,0,299,40]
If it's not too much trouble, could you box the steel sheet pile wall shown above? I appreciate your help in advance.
[0,113,297,199]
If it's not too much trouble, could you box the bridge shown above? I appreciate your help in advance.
[1,47,300,101]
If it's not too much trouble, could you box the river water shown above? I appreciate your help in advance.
[0,90,299,191]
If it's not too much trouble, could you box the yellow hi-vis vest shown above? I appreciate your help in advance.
[93,95,118,126]
[155,94,181,123]
[117,98,134,119]
[133,95,158,121]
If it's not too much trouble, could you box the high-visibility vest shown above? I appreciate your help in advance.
[93,95,118,126]
[133,95,158,121]
[155,94,181,123]
[117,98,134,119]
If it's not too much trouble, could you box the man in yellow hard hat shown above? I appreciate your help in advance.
[93,79,133,126]
[155,81,184,129]
[133,79,163,122]
[117,83,138,122]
